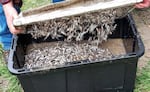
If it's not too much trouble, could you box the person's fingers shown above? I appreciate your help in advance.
[2,1,23,34]
[10,9,24,34]
[9,25,22,34]
[9,18,22,34]
[15,26,23,30]
[135,3,150,8]
[7,15,20,34]
[135,0,150,8]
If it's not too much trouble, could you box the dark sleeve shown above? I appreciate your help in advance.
[0,0,11,4]
[0,0,22,7]
[13,0,22,7]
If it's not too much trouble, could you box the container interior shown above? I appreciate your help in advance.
[12,16,139,69]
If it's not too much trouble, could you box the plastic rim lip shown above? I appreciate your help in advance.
[8,52,138,74]
[8,51,143,74]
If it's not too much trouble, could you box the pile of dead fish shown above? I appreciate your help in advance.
[25,42,113,69]
[25,6,133,43]
[26,9,118,44]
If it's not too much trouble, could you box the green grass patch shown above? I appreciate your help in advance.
[0,44,22,92]
[21,0,50,11]
[0,62,22,92]
[135,61,150,92]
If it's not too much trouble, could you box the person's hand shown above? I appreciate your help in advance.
[135,0,150,8]
[2,1,22,34]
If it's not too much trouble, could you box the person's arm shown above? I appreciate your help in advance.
[135,0,150,8]
[1,0,22,34]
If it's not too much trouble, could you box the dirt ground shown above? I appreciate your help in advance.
[132,8,150,69]
[0,77,9,92]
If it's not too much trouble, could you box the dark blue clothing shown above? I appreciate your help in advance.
[0,4,12,50]
[52,0,64,3]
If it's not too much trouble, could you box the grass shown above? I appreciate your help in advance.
[135,62,150,92]
[21,0,50,11]
[0,0,150,92]
[0,44,22,92]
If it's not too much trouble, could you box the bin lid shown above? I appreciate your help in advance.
[13,0,143,27]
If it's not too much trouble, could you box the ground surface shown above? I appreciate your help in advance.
[0,5,150,92]
[0,77,9,92]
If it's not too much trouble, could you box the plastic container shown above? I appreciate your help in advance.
[8,15,144,92]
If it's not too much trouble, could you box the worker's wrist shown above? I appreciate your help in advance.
[2,0,14,17]
[2,0,13,9]
[1,0,11,5]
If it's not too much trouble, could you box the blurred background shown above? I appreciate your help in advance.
[0,0,150,92]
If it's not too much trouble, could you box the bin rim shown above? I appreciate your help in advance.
[126,14,145,57]
[8,54,138,75]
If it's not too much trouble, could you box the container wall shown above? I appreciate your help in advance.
[18,57,138,92]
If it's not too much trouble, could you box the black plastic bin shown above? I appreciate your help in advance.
[8,15,144,92]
